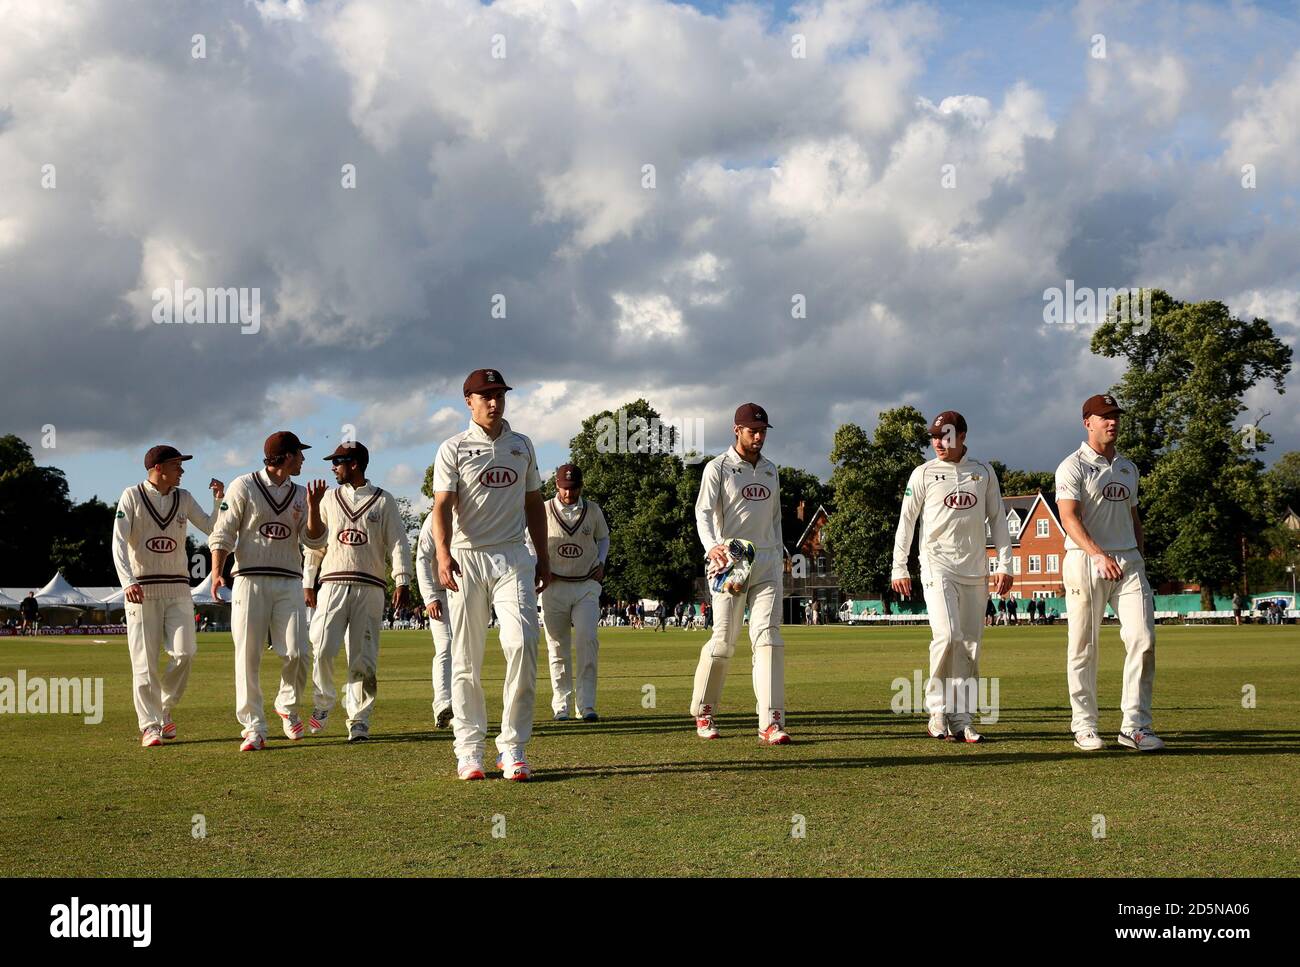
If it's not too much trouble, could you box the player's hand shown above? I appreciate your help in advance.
[211,572,227,598]
[209,478,225,499]
[707,543,729,570]
[393,585,410,611]
[590,564,605,583]
[303,587,317,609]
[426,599,443,621]
[306,479,328,507]
[438,554,460,593]
[535,562,552,594]
[891,577,912,598]
[1092,553,1123,581]
[993,572,1013,595]
[124,583,144,604]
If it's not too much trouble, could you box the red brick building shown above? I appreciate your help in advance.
[985,492,1067,599]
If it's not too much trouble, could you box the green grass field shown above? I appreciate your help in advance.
[1,624,1296,877]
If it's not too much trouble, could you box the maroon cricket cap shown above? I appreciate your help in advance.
[263,431,311,460]
[929,410,968,437]
[556,463,583,488]
[463,368,512,396]
[144,445,193,470]
[324,441,370,465]
[1082,394,1124,420]
[734,403,772,429]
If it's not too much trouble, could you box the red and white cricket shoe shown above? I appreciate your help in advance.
[457,756,486,781]
[277,710,304,741]
[160,715,177,741]
[758,723,791,745]
[141,726,163,748]
[496,748,532,781]
[239,733,265,752]
[695,705,719,739]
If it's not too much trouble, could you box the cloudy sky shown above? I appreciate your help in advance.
[2,0,1298,514]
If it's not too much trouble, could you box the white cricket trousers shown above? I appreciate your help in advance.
[310,581,384,732]
[1063,548,1156,734]
[920,573,987,729]
[125,594,196,732]
[541,578,601,716]
[428,589,452,719]
[232,574,308,739]
[690,549,785,730]
[446,542,539,761]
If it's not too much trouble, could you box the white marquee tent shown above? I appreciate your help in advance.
[32,572,103,608]
[190,571,231,604]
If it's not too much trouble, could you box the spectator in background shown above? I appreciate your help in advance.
[19,592,39,636]
[655,600,667,632]
[985,596,996,627]
[1007,596,1018,625]
[703,600,713,629]
[1232,592,1244,626]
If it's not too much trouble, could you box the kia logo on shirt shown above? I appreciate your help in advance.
[479,467,518,488]
[259,521,291,540]
[943,491,977,510]
[145,537,177,553]
[338,528,369,546]
[557,543,583,559]
[742,484,771,500]
[1102,483,1130,502]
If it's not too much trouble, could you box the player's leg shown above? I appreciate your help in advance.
[429,591,453,727]
[308,581,349,732]
[747,559,786,741]
[948,582,988,739]
[541,583,575,719]
[158,595,197,738]
[269,577,308,740]
[342,585,383,739]
[920,575,960,738]
[572,581,601,719]
[690,589,741,733]
[231,576,271,745]
[125,598,165,743]
[492,544,540,776]
[448,550,491,769]
[1064,549,1107,748]
[1113,552,1160,749]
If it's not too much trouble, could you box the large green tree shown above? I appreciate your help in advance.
[822,406,929,603]
[567,399,703,604]
[1091,292,1292,605]
[778,466,831,546]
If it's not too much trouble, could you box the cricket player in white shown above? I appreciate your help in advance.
[210,431,323,751]
[415,513,454,729]
[432,368,550,781]
[890,411,1013,743]
[1056,394,1164,752]
[302,442,411,742]
[691,403,788,744]
[112,445,223,747]
[540,463,610,722]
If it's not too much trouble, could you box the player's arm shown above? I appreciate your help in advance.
[184,482,224,536]
[694,459,728,569]
[112,488,143,604]
[208,478,247,597]
[890,466,925,597]
[525,489,550,593]
[591,504,610,581]
[430,440,462,592]
[386,495,411,610]
[985,467,1013,595]
[1131,507,1144,556]
[414,515,444,619]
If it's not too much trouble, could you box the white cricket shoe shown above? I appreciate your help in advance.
[308,709,329,735]
[1118,728,1165,752]
[457,756,485,781]
[1073,729,1105,751]
[696,705,719,739]
[277,710,304,741]
[160,714,177,741]
[496,748,532,781]
[927,712,947,739]
[239,733,265,752]
[141,725,163,748]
